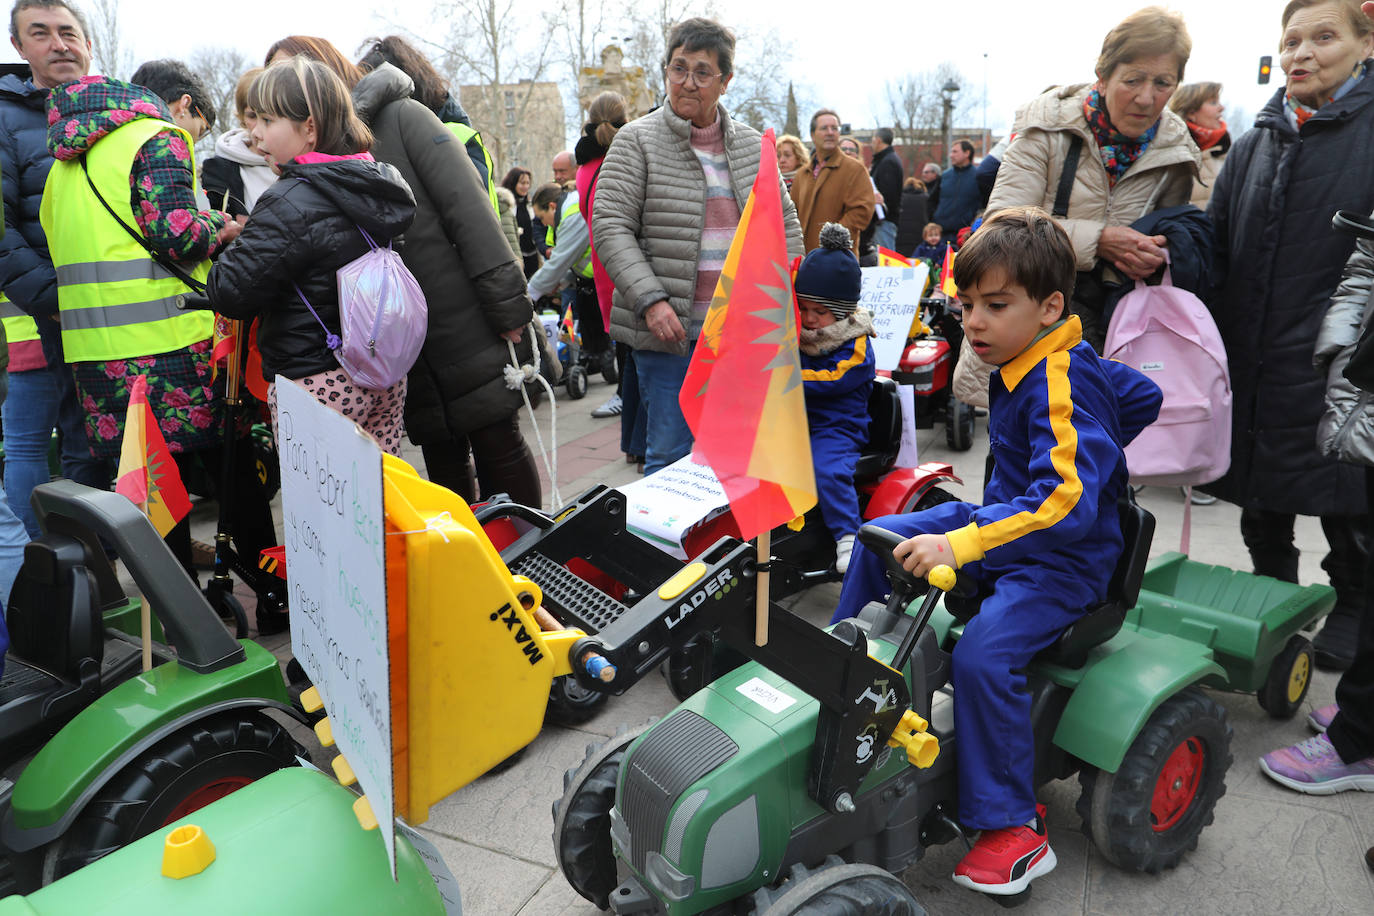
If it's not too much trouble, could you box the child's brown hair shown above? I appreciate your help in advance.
[923,222,942,236]
[250,56,372,155]
[952,207,1075,315]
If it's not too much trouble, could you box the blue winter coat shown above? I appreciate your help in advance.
[800,320,876,443]
[0,72,57,319]
[931,163,979,234]
[1205,72,1374,515]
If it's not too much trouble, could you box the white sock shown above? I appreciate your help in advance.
[835,534,856,574]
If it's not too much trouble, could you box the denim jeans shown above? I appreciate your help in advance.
[0,373,32,608]
[3,367,60,538]
[875,220,898,252]
[633,347,694,474]
[34,318,109,491]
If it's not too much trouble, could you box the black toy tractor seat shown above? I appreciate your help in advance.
[0,532,117,755]
[946,498,1155,669]
[855,376,902,483]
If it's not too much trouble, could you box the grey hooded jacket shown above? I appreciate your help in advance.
[591,102,803,354]
[1316,237,1374,466]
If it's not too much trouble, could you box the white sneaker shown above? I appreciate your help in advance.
[590,394,623,418]
[1183,486,1217,505]
[835,535,855,574]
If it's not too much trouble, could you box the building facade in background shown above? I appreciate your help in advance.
[459,80,565,182]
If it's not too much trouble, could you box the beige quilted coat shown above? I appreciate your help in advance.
[954,84,1199,406]
[591,102,803,354]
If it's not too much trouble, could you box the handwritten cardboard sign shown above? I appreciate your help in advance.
[278,379,395,874]
[616,455,732,559]
[861,264,929,372]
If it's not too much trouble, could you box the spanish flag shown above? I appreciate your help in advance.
[679,130,816,541]
[209,313,237,383]
[877,247,914,267]
[939,243,957,297]
[115,375,192,537]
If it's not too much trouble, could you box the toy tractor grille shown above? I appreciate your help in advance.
[511,552,631,631]
[620,710,738,872]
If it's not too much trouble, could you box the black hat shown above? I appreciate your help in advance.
[795,223,861,318]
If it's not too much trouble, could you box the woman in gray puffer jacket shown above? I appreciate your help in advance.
[1317,237,1374,470]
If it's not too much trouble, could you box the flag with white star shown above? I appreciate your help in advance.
[679,129,816,541]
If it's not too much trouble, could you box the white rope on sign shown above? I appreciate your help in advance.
[505,320,561,510]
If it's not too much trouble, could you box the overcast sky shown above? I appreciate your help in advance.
[3,0,1291,137]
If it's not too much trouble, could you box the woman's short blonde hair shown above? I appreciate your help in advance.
[1281,0,1373,38]
[1095,6,1192,83]
[1169,81,1222,119]
[776,133,808,167]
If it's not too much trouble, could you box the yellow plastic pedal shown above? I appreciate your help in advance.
[353,795,378,831]
[300,686,324,714]
[332,754,358,787]
[314,717,334,748]
[658,562,708,601]
[887,709,940,768]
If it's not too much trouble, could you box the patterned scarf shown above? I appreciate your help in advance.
[1285,61,1369,128]
[1082,84,1158,188]
[1187,120,1228,151]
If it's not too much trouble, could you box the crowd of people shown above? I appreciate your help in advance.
[2,0,1374,903]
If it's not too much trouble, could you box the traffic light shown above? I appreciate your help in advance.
[1259,55,1273,85]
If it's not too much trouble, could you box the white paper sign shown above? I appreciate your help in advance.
[861,264,929,372]
[396,820,463,915]
[895,384,920,468]
[539,312,561,344]
[736,676,798,714]
[615,455,731,559]
[277,379,395,875]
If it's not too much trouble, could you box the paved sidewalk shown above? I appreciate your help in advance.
[202,374,1373,915]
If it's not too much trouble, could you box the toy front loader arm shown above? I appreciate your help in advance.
[567,536,914,814]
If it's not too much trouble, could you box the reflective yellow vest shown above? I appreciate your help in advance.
[544,192,593,279]
[444,122,499,212]
[40,116,212,362]
[0,293,38,344]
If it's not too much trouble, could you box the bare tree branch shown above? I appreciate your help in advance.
[88,0,134,80]
[188,46,253,139]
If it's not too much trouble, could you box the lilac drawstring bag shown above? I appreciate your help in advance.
[295,227,428,390]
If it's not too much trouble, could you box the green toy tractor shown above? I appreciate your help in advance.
[0,481,305,895]
[550,498,1241,912]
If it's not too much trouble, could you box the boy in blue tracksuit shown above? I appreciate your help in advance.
[797,223,876,575]
[831,207,1162,899]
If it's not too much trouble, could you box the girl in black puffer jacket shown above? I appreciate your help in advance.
[207,57,415,454]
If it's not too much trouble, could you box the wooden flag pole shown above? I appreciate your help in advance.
[755,530,770,646]
[140,595,152,672]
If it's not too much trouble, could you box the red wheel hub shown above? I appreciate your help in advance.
[161,777,254,826]
[1151,736,1204,832]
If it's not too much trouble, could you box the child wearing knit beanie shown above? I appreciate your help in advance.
[797,223,877,574]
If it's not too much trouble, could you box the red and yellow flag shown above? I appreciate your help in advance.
[561,302,576,338]
[115,374,192,537]
[679,129,816,541]
[877,247,914,267]
[210,313,237,383]
[938,243,957,297]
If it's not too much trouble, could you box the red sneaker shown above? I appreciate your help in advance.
[952,804,1057,895]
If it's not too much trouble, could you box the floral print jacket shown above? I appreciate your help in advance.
[46,75,228,263]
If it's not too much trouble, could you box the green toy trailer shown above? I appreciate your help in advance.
[0,481,304,895]
[1130,552,1335,719]
[0,768,445,915]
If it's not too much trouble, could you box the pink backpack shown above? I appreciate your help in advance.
[1103,265,1231,550]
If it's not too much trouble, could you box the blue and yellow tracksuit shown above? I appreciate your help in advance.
[831,316,1162,830]
[801,318,876,542]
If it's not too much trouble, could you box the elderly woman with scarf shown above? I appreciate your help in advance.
[1169,81,1230,208]
[984,6,1199,350]
[1205,0,1374,672]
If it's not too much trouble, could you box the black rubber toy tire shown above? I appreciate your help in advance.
[899,484,960,515]
[207,590,249,639]
[567,365,589,399]
[546,675,609,726]
[42,710,302,882]
[753,857,924,915]
[945,399,974,452]
[1257,634,1314,719]
[552,723,652,909]
[1079,688,1232,873]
